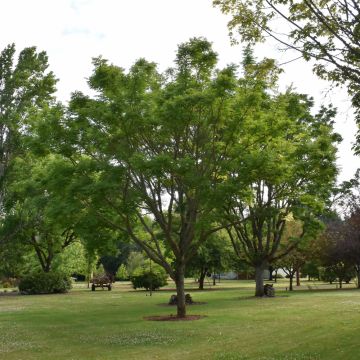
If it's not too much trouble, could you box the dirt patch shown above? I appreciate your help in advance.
[144,314,206,321]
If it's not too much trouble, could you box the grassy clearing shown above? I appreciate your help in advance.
[0,280,360,359]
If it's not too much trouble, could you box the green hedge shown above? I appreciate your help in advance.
[19,272,72,294]
[131,269,168,291]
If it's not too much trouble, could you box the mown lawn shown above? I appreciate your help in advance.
[1,279,360,360]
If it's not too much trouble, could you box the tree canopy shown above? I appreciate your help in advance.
[214,0,360,152]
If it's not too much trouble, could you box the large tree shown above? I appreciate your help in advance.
[0,44,56,213]
[45,38,260,317]
[214,0,360,152]
[42,38,311,316]
[223,52,340,296]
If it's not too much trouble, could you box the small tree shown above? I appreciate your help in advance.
[277,249,306,291]
[187,231,233,290]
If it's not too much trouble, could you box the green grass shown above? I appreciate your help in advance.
[1,279,360,359]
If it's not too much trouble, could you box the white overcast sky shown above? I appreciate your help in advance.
[0,0,358,182]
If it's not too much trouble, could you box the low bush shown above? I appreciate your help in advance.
[19,272,72,294]
[131,268,168,291]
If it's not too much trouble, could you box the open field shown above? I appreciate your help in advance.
[1,279,360,360]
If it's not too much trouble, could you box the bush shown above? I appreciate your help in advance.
[131,268,168,291]
[19,272,72,294]
[319,266,337,284]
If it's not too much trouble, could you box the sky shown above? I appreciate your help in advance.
[0,0,358,182]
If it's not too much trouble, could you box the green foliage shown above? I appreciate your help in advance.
[319,266,337,284]
[187,231,234,277]
[52,242,88,276]
[0,43,56,212]
[221,50,339,296]
[131,266,168,291]
[302,261,320,280]
[213,0,360,153]
[126,252,145,276]
[32,37,340,313]
[116,264,128,281]
[18,271,72,294]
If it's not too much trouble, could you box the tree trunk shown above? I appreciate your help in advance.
[339,279,343,289]
[255,265,265,297]
[289,275,294,291]
[357,268,360,289]
[274,269,278,283]
[198,268,207,290]
[175,265,186,318]
[269,266,273,281]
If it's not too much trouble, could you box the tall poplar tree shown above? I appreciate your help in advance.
[0,44,56,213]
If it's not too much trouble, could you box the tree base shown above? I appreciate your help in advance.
[168,293,194,305]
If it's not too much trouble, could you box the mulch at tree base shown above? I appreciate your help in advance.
[157,302,207,307]
[144,314,206,321]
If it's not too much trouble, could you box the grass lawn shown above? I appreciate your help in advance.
[1,279,360,359]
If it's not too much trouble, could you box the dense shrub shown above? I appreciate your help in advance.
[319,267,337,284]
[19,272,72,294]
[131,268,168,291]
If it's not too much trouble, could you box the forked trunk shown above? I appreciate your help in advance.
[175,265,186,318]
[255,265,265,297]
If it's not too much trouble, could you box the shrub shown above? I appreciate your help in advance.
[319,266,337,284]
[19,272,72,294]
[131,268,168,291]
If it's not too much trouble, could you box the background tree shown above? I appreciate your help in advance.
[1,155,79,273]
[276,249,306,291]
[187,231,233,290]
[343,211,360,287]
[318,220,356,288]
[214,0,360,152]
